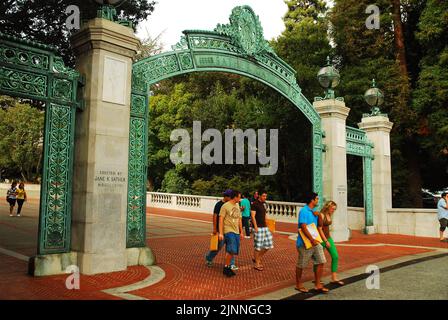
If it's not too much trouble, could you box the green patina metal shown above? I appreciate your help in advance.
[346,126,374,229]
[0,32,83,254]
[126,5,324,247]
[97,4,133,28]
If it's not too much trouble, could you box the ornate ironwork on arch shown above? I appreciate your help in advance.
[0,32,83,254]
[126,5,323,247]
[346,126,374,228]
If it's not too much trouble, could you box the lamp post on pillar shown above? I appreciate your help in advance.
[314,57,350,242]
[359,80,393,234]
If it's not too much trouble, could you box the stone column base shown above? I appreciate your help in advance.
[28,252,78,277]
[126,247,156,266]
[364,226,376,234]
[331,227,350,242]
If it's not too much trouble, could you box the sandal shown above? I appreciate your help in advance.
[295,287,309,293]
[254,266,264,271]
[330,280,345,286]
[314,287,330,294]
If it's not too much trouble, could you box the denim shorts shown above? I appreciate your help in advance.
[224,232,240,255]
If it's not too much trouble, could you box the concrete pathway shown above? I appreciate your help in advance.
[309,255,448,300]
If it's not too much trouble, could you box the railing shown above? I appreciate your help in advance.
[148,192,303,222]
[147,192,367,224]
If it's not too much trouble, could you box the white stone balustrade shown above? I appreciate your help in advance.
[147,192,369,224]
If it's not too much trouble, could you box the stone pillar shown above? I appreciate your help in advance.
[358,115,393,234]
[314,99,350,242]
[70,18,139,275]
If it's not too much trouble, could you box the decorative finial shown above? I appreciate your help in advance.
[314,56,343,102]
[93,0,132,28]
[364,79,386,117]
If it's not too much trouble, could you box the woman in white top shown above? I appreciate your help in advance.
[6,182,17,217]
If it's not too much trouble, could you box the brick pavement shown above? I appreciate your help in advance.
[0,202,442,300]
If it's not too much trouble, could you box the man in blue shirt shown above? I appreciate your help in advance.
[437,192,448,242]
[205,189,236,268]
[295,192,328,294]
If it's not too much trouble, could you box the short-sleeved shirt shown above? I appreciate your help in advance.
[251,200,267,227]
[219,201,241,234]
[16,188,26,200]
[7,187,17,199]
[296,205,318,248]
[240,198,251,218]
[213,200,225,233]
[437,198,448,220]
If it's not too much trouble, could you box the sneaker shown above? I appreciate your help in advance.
[205,255,213,267]
[223,266,236,277]
[9,214,13,217]
[244,236,251,239]
[230,264,239,271]
[17,214,21,217]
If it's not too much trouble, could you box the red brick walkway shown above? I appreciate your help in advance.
[0,203,443,300]
[0,252,150,300]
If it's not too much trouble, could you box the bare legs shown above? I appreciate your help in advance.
[254,249,268,268]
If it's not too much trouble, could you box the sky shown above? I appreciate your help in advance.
[135,0,289,51]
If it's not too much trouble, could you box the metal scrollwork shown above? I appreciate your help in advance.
[128,6,325,245]
[0,32,81,254]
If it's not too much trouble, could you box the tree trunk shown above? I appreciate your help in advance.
[404,137,423,208]
[392,0,408,78]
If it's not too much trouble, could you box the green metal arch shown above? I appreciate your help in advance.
[126,6,323,247]
[0,32,83,254]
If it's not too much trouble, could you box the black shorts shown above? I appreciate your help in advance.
[439,218,448,231]
[7,198,16,207]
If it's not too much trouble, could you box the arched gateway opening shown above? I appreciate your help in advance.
[126,6,323,248]
[0,5,330,277]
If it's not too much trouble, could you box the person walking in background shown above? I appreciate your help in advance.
[295,192,329,293]
[16,182,27,217]
[314,200,344,286]
[205,189,236,269]
[251,190,273,271]
[250,191,259,204]
[437,192,448,242]
[219,190,243,277]
[6,182,17,217]
[240,193,251,238]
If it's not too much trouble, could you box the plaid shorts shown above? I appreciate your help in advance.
[296,245,326,269]
[254,227,274,251]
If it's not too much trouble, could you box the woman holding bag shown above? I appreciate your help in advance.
[314,200,344,286]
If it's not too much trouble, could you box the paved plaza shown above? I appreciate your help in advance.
[0,200,447,300]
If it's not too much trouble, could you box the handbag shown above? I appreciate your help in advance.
[209,234,219,251]
[298,223,323,249]
[266,218,275,233]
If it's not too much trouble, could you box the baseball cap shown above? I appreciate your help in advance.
[223,189,233,197]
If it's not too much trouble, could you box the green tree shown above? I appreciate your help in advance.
[412,0,448,190]
[160,166,190,194]
[148,83,194,190]
[274,0,331,99]
[0,0,155,66]
[0,97,44,182]
[329,0,423,207]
